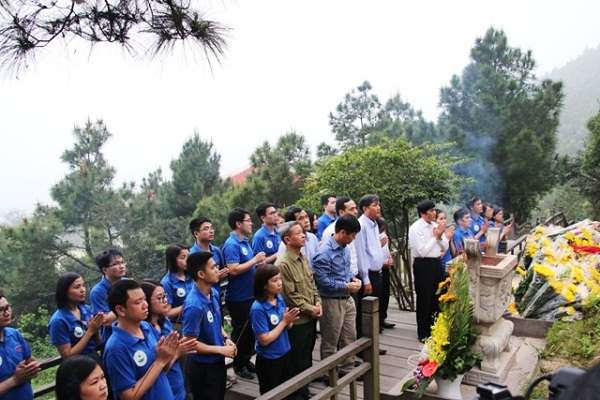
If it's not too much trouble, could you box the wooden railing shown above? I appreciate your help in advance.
[33,355,62,398]
[255,297,381,400]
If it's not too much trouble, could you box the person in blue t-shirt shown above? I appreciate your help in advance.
[316,194,337,241]
[222,207,266,380]
[161,244,193,323]
[435,210,455,276]
[183,251,237,400]
[49,272,104,360]
[252,202,281,265]
[0,290,40,400]
[452,208,474,256]
[140,280,197,400]
[250,264,300,396]
[467,197,490,248]
[90,249,128,347]
[103,280,181,400]
[189,217,229,291]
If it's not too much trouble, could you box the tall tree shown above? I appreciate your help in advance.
[0,0,229,75]
[439,27,564,221]
[165,133,222,218]
[329,80,382,149]
[248,130,312,207]
[50,119,129,259]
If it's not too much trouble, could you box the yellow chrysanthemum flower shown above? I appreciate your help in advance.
[533,263,555,278]
[516,266,526,276]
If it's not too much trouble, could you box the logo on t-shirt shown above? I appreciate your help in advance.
[474,225,480,232]
[266,240,273,249]
[133,350,147,367]
[207,311,214,323]
[241,247,248,256]
[270,314,280,325]
[176,288,186,297]
[0,355,3,367]
[73,326,84,338]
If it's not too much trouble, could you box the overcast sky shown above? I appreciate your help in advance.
[1,0,599,220]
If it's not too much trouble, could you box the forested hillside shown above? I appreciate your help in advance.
[548,44,600,155]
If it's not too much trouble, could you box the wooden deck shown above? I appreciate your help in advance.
[225,297,423,400]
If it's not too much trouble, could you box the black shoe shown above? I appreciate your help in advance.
[234,366,254,380]
[379,349,387,356]
[379,327,384,334]
[354,360,362,367]
[381,321,396,329]
[245,360,256,373]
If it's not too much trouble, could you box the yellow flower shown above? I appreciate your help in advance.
[533,263,555,278]
[572,267,585,283]
[438,277,451,290]
[564,232,576,242]
[439,293,458,303]
[507,302,518,315]
[549,279,564,294]
[516,266,526,276]
[565,306,577,316]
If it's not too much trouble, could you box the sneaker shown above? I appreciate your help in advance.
[226,375,237,386]
[234,366,254,380]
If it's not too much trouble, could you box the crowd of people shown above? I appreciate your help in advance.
[1,195,511,400]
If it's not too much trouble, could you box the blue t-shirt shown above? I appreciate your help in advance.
[222,232,256,302]
[249,294,291,360]
[317,213,337,241]
[0,328,34,400]
[182,286,224,364]
[453,227,473,254]
[190,242,225,292]
[470,214,487,244]
[161,272,194,310]
[252,225,281,258]
[48,304,97,355]
[104,321,174,400]
[154,319,185,400]
[90,276,112,345]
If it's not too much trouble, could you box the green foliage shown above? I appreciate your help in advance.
[541,296,600,366]
[439,27,564,222]
[165,133,222,218]
[329,80,382,149]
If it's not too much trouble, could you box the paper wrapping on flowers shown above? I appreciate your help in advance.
[513,219,600,321]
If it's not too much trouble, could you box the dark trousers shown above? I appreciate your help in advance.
[380,267,391,322]
[256,353,302,399]
[186,359,226,400]
[287,320,316,399]
[356,270,382,338]
[413,258,445,341]
[225,298,255,369]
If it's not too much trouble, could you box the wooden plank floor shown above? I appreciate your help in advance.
[225,297,422,400]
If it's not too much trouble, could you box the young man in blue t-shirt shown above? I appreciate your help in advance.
[183,251,237,400]
[103,280,182,400]
[0,290,41,400]
[90,249,128,346]
[252,202,281,265]
[222,207,266,380]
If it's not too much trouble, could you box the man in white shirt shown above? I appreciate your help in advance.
[408,199,451,342]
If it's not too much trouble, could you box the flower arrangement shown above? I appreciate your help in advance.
[513,219,600,321]
[402,259,481,397]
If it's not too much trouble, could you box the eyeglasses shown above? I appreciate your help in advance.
[151,294,168,303]
[199,227,215,232]
[242,219,252,222]
[268,211,278,215]
[108,260,127,268]
[0,304,11,315]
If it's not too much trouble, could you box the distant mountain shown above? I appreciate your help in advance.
[546,44,600,155]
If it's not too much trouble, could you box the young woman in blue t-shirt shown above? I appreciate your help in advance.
[249,264,300,396]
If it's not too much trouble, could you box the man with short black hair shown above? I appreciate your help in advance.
[354,194,386,350]
[90,249,128,346]
[0,291,40,400]
[222,207,266,380]
[316,194,337,240]
[313,215,362,378]
[183,252,237,400]
[408,199,449,341]
[104,280,183,400]
[252,202,281,265]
